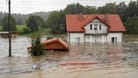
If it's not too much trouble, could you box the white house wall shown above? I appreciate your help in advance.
[85,35,107,43]
[67,32,123,44]
[67,33,84,44]
[107,33,122,42]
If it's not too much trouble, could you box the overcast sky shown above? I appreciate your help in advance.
[0,0,136,14]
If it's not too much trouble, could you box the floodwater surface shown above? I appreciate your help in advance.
[0,36,138,78]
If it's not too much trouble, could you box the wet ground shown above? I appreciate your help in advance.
[0,35,138,78]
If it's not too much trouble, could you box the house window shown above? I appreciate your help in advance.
[99,24,102,30]
[94,23,98,26]
[90,24,92,30]
[75,37,80,44]
[94,27,97,30]
[94,23,98,30]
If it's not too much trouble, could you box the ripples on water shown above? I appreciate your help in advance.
[0,36,138,77]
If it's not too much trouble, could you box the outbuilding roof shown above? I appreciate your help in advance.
[42,38,69,51]
[27,38,69,51]
[66,14,126,32]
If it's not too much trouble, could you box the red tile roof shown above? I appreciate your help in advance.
[66,14,126,32]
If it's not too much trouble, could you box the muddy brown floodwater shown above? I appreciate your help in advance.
[0,36,138,78]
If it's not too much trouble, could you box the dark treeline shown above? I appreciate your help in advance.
[0,12,50,25]
[46,0,138,34]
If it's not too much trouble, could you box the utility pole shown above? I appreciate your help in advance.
[8,0,12,57]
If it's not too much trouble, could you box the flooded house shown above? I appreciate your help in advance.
[66,14,126,44]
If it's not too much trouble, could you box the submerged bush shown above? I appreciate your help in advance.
[30,37,45,56]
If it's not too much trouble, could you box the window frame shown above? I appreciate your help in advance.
[90,24,92,30]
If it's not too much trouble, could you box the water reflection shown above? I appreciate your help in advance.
[65,43,123,64]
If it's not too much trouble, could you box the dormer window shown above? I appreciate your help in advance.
[90,24,92,30]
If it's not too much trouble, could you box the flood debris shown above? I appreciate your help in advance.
[27,38,70,52]
[32,64,40,70]
[60,61,97,66]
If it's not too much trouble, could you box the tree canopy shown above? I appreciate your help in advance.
[46,11,65,34]
[2,15,16,31]
[125,16,138,34]
[26,15,39,32]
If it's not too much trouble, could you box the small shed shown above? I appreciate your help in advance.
[27,38,69,51]
[42,38,69,51]
[0,31,17,38]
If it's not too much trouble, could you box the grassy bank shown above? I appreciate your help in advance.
[0,25,51,36]
[16,25,26,33]
[123,34,138,41]
[23,28,51,37]
[0,25,26,32]
[124,34,138,38]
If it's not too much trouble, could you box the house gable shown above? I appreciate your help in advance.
[84,18,108,34]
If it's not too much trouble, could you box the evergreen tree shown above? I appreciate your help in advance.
[97,3,117,14]
[125,16,138,34]
[84,6,97,14]
[31,37,45,56]
[117,2,127,22]
[127,1,137,17]
[64,3,85,14]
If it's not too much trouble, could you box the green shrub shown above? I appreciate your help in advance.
[30,37,45,56]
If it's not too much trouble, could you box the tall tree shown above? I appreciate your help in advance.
[84,6,97,14]
[2,15,16,31]
[35,16,45,28]
[26,15,39,32]
[46,11,65,34]
[127,1,137,17]
[117,2,127,22]
[97,3,117,14]
[64,3,85,14]
[125,16,138,34]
